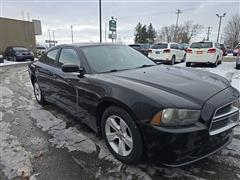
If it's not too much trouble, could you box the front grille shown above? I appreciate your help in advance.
[209,102,239,136]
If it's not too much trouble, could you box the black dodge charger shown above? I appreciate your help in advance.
[28,43,240,167]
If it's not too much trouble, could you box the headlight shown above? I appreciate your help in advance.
[151,109,200,126]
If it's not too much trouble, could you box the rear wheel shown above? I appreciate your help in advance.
[212,57,219,67]
[101,106,143,165]
[170,56,175,65]
[181,54,186,62]
[33,80,46,105]
[186,62,191,67]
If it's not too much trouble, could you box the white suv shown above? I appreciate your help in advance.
[148,42,186,65]
[186,41,223,67]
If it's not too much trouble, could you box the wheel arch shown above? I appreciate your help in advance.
[95,97,138,135]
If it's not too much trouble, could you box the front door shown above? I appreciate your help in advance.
[54,47,81,114]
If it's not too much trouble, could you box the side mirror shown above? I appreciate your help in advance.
[61,64,79,73]
[61,64,86,77]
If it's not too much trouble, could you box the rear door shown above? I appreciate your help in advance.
[36,48,59,102]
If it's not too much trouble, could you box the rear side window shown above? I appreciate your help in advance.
[41,49,58,65]
[151,43,168,49]
[170,44,178,49]
[190,42,213,49]
[58,48,79,67]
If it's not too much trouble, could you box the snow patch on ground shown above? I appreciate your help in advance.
[31,106,96,154]
[0,122,32,179]
[0,60,33,67]
[1,86,13,97]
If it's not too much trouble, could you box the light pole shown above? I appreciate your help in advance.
[70,25,74,43]
[174,9,182,42]
[216,13,226,43]
[99,0,102,43]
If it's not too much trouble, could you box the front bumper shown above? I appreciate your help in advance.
[16,55,34,61]
[140,123,234,167]
[140,86,239,167]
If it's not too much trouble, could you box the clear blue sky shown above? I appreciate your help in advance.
[1,0,239,45]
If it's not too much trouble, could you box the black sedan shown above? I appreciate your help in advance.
[28,43,240,167]
[129,44,151,56]
[5,46,34,61]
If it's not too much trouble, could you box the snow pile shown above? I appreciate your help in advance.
[31,106,96,153]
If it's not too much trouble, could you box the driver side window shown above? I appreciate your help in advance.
[58,48,80,67]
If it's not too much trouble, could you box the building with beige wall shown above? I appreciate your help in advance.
[0,17,37,55]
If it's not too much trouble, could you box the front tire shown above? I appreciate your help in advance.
[33,80,46,105]
[101,106,143,165]
[13,56,17,62]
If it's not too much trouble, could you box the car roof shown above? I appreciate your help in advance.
[50,43,125,50]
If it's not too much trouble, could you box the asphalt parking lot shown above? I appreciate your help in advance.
[0,62,239,180]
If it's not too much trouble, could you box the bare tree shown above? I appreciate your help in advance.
[223,14,240,49]
[157,21,203,43]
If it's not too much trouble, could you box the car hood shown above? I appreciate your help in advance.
[107,65,230,106]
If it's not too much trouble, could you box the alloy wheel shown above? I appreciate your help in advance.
[105,115,133,156]
[34,82,42,102]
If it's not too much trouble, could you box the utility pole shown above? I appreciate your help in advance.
[174,9,182,42]
[206,26,211,41]
[70,25,74,43]
[105,22,107,42]
[99,0,102,43]
[216,13,226,43]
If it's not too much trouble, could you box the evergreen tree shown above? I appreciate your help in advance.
[140,25,148,43]
[134,22,142,43]
[147,23,156,44]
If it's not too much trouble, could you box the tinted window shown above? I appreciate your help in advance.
[151,43,168,49]
[43,49,58,65]
[82,45,155,73]
[58,48,79,67]
[170,44,178,49]
[190,42,213,48]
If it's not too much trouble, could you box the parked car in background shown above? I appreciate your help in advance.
[28,43,240,167]
[220,44,228,56]
[186,41,223,67]
[148,42,186,64]
[233,44,240,56]
[129,44,151,56]
[36,46,47,56]
[4,46,34,61]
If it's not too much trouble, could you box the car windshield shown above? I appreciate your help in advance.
[81,45,156,73]
[151,43,168,49]
[190,42,213,49]
[13,47,28,51]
